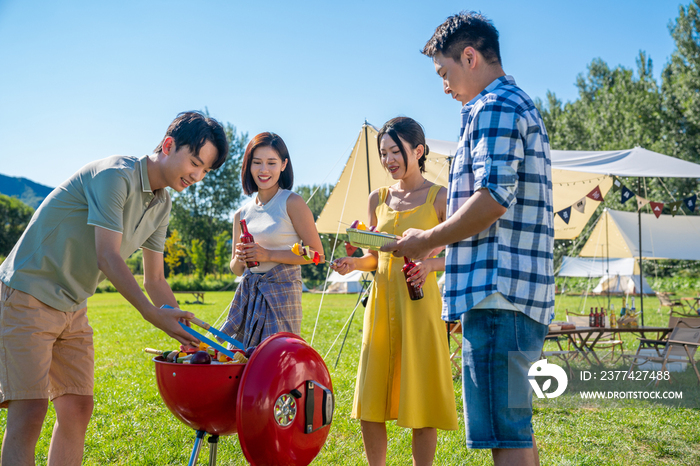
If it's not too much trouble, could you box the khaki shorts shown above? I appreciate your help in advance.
[0,283,94,407]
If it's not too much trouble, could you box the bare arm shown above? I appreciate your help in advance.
[94,227,196,346]
[230,211,246,276]
[142,247,178,308]
[382,188,507,260]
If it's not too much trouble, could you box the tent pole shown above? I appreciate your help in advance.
[606,209,610,311]
[637,177,645,326]
[364,122,371,195]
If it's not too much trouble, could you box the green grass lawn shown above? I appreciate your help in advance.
[1,291,699,465]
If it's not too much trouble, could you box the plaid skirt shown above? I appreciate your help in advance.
[219,263,303,348]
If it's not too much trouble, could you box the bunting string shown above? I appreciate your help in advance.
[556,174,699,224]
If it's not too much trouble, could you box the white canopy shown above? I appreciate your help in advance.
[316,125,700,240]
[550,147,700,178]
[558,256,636,277]
[579,208,700,260]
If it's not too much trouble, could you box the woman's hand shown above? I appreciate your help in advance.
[235,242,271,264]
[329,257,356,275]
[406,260,433,288]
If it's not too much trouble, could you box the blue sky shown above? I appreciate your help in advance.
[0,0,683,192]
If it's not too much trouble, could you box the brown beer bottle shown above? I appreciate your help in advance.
[239,219,259,268]
[402,257,424,300]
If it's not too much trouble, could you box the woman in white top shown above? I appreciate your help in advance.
[220,132,324,348]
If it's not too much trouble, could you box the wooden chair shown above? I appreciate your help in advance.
[566,310,625,363]
[657,292,691,314]
[447,321,462,376]
[628,321,700,386]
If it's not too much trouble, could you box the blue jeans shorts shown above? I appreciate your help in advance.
[460,308,548,449]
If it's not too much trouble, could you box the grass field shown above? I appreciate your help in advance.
[1,291,699,465]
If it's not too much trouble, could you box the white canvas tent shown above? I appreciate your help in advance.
[557,256,653,295]
[579,208,700,261]
[325,270,373,294]
[551,147,700,239]
[315,124,452,234]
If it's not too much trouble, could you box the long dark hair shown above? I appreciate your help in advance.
[376,117,429,173]
[240,132,294,195]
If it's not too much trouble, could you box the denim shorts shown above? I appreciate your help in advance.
[460,308,548,449]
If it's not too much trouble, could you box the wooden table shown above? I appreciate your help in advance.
[173,291,206,304]
[547,326,672,366]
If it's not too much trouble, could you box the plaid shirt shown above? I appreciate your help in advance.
[442,75,555,325]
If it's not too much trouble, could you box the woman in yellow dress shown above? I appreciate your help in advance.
[331,117,458,465]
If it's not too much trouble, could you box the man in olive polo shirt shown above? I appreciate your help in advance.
[0,111,228,465]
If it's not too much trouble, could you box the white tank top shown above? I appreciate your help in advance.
[238,189,301,273]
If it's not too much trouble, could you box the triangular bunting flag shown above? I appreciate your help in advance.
[611,176,623,193]
[620,186,634,204]
[669,200,683,217]
[684,194,697,213]
[650,201,664,218]
[636,195,650,211]
[573,197,586,213]
[344,241,358,256]
[586,185,603,202]
[557,206,572,224]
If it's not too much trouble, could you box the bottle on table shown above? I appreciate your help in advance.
[589,307,595,327]
[620,297,627,317]
[239,219,259,268]
[402,257,424,300]
[594,307,600,327]
[610,305,617,327]
[601,308,607,327]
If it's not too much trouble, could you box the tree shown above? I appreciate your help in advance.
[190,239,206,279]
[0,194,34,256]
[294,184,333,287]
[163,229,187,277]
[213,230,231,278]
[169,120,248,275]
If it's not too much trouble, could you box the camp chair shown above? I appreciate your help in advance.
[566,310,625,363]
[627,322,700,386]
[657,292,691,314]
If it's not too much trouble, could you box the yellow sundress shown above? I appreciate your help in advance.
[351,184,458,430]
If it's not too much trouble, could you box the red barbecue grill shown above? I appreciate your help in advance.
[153,332,334,466]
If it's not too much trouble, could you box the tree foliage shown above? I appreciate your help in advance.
[0,194,34,256]
[163,229,187,276]
[537,1,700,277]
[190,239,206,279]
[213,230,231,278]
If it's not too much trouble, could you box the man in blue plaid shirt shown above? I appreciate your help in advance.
[383,11,554,466]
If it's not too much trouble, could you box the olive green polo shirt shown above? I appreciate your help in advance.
[0,155,171,312]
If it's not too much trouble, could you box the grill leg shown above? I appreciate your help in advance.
[208,434,220,466]
[188,430,206,466]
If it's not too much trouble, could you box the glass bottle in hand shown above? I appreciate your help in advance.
[239,219,259,268]
[402,257,424,300]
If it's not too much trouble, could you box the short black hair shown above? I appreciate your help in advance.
[240,132,294,195]
[377,117,429,174]
[422,11,502,66]
[154,111,229,170]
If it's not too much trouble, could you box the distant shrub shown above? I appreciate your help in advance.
[167,274,237,292]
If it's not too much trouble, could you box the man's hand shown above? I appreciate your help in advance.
[380,228,433,260]
[141,305,199,347]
